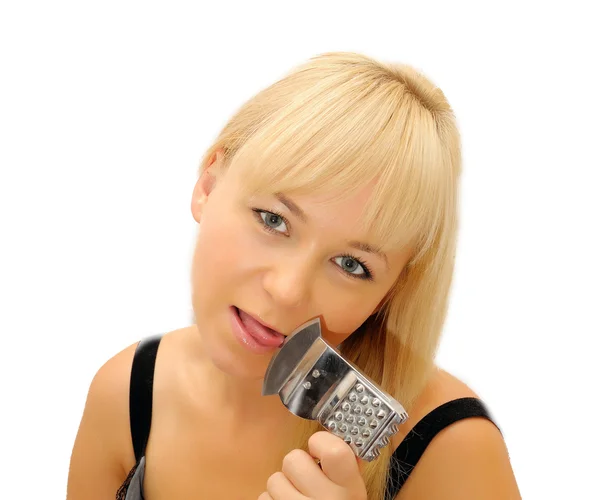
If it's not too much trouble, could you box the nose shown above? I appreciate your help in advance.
[262,255,314,309]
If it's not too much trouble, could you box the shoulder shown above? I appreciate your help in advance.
[67,327,191,498]
[390,367,481,450]
[86,327,191,464]
[391,368,521,499]
[67,339,139,497]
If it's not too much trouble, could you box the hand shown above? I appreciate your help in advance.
[258,431,367,500]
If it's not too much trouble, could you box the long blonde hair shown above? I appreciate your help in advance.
[197,52,462,499]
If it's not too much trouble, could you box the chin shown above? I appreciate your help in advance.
[202,330,270,381]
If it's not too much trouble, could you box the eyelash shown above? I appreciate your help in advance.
[251,208,374,281]
[337,254,374,281]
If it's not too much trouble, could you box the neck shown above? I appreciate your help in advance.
[183,328,297,429]
[205,360,292,423]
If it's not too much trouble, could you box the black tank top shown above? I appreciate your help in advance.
[117,335,499,499]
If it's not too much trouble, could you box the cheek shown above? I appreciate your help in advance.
[323,331,353,347]
[318,295,381,347]
[191,205,244,294]
[191,205,271,288]
[193,226,236,280]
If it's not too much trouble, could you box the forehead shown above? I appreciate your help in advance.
[271,187,415,267]
[285,184,375,223]
[225,157,375,206]
[223,150,420,255]
[245,179,381,242]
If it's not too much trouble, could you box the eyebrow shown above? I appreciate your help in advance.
[275,193,389,268]
[276,193,307,222]
[348,241,389,268]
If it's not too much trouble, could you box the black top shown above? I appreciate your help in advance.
[117,335,499,500]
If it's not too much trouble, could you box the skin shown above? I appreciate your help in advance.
[189,150,412,411]
[188,150,412,499]
[66,150,521,499]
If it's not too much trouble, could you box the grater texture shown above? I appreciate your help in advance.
[263,318,409,462]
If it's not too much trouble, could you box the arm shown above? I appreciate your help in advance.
[66,343,138,500]
[395,418,521,499]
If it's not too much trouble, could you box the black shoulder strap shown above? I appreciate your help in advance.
[385,397,500,498]
[129,334,164,463]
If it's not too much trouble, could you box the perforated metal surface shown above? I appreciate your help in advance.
[318,380,408,461]
[263,317,409,462]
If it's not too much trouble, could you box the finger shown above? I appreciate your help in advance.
[257,493,273,500]
[308,431,362,487]
[281,449,330,495]
[318,456,365,473]
[266,471,306,500]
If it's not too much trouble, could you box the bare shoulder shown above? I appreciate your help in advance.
[392,368,521,499]
[391,367,481,449]
[67,339,138,499]
[66,326,192,499]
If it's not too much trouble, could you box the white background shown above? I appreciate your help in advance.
[1,1,598,498]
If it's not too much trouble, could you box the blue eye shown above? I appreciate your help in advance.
[334,256,373,281]
[251,208,374,281]
[253,209,289,234]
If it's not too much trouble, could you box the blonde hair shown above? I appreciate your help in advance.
[197,52,462,499]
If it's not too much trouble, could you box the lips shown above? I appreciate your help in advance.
[236,307,285,347]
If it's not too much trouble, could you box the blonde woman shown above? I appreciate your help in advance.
[67,52,520,499]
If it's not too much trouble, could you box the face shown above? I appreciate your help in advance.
[190,151,412,380]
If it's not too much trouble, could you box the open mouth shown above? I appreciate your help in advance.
[233,306,285,348]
